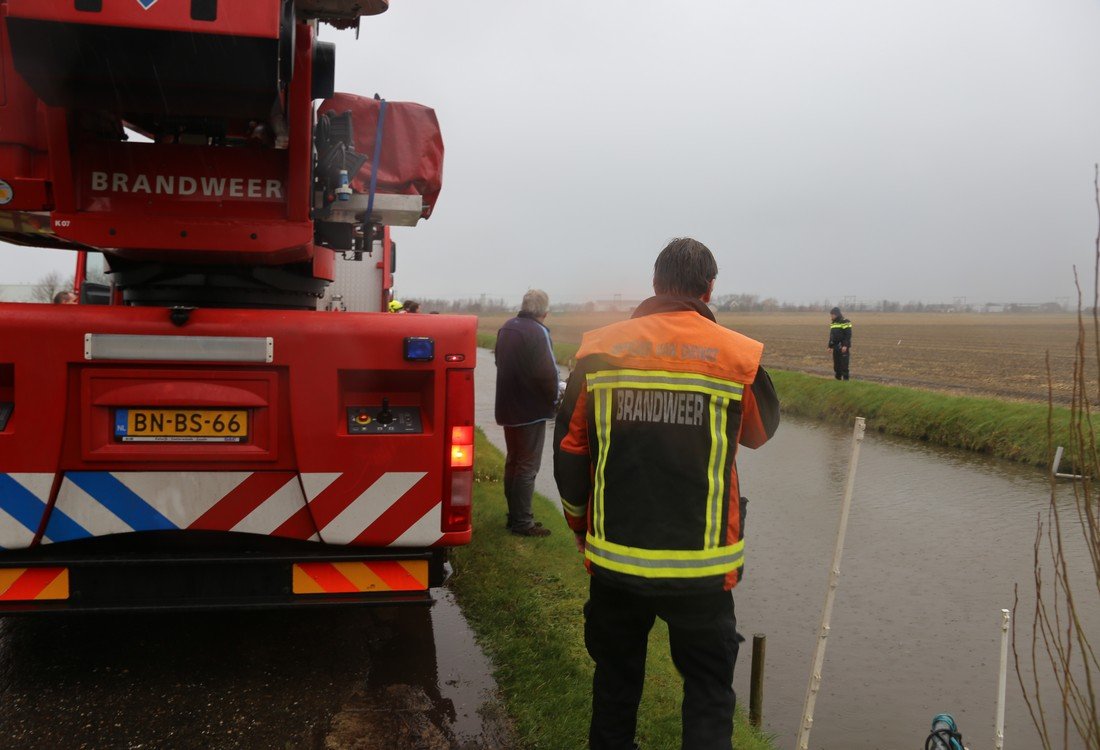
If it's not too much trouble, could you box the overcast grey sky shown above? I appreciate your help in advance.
[6,0,1100,306]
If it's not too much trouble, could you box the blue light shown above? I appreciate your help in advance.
[404,337,435,362]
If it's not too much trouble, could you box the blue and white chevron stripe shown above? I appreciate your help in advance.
[0,473,55,549]
[43,471,253,542]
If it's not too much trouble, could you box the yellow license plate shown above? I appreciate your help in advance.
[115,408,248,442]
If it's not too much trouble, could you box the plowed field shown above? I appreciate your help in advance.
[479,311,1088,405]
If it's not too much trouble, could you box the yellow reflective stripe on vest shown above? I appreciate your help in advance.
[829,322,852,329]
[587,369,744,401]
[592,387,613,540]
[561,496,587,518]
[704,395,729,549]
[585,534,745,578]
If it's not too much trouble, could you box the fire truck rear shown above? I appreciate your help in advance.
[0,1,475,612]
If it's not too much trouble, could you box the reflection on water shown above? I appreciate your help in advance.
[736,416,1094,750]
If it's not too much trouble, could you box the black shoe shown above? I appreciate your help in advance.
[510,524,550,537]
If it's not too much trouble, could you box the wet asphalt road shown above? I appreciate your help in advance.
[0,350,532,750]
[0,590,511,749]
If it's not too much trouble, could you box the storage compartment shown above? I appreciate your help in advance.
[315,94,443,225]
[338,369,433,436]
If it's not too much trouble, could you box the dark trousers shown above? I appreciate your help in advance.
[502,421,546,530]
[832,347,850,380]
[584,577,741,750]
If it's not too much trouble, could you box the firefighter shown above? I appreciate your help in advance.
[827,306,852,380]
[554,238,780,750]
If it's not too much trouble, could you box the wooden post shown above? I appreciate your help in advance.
[749,633,766,728]
[796,417,866,750]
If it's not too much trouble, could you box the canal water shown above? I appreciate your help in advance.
[474,350,1096,749]
[734,418,1095,750]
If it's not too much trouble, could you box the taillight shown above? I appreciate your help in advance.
[447,472,473,530]
[450,426,474,468]
[443,370,474,532]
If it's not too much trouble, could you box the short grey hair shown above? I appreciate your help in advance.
[520,288,549,317]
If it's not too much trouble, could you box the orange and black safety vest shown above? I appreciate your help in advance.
[554,296,780,595]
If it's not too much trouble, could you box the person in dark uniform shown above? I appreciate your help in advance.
[827,307,852,380]
[555,238,780,750]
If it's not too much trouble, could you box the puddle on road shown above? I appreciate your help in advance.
[323,587,514,750]
[429,588,506,743]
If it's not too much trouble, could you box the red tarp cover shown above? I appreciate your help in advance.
[318,93,443,218]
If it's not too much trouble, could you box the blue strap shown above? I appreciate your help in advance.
[365,97,387,222]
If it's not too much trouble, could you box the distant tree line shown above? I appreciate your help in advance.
[399,296,511,314]
[711,294,1067,314]
[399,291,1069,315]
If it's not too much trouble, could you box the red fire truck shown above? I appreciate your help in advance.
[0,1,475,612]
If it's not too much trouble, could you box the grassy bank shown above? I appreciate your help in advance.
[476,330,1071,469]
[449,431,776,750]
[770,370,1071,467]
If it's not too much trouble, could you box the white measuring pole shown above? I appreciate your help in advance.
[994,608,1010,750]
[796,416,866,750]
[1050,445,1085,480]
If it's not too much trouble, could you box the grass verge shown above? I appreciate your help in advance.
[476,329,1071,470]
[449,430,776,750]
[769,370,1071,468]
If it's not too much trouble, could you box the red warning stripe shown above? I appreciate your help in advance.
[301,472,373,530]
[188,472,297,531]
[292,561,428,594]
[275,471,367,540]
[352,484,437,546]
[0,568,68,601]
[302,562,359,593]
[367,560,428,591]
[271,507,320,541]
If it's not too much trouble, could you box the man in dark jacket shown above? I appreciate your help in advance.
[554,238,780,750]
[495,289,560,537]
[827,307,852,380]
